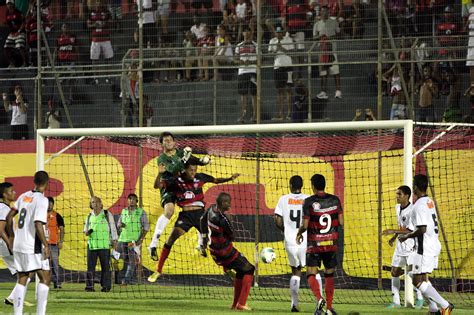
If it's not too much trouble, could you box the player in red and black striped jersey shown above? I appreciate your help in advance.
[147,164,239,282]
[200,192,254,311]
[296,174,343,315]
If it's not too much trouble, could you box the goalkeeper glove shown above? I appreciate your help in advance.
[181,147,192,164]
[150,247,158,261]
[199,155,211,165]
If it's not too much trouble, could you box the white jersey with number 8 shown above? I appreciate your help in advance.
[274,193,309,248]
[13,191,48,254]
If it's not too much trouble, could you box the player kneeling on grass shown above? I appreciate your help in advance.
[148,164,239,282]
[382,185,424,309]
[296,174,343,315]
[398,175,454,315]
[201,192,254,311]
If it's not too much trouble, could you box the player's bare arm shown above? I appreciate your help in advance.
[213,173,240,184]
[5,209,17,241]
[398,225,426,243]
[296,218,308,245]
[153,164,166,189]
[274,215,284,232]
[35,221,50,259]
[0,220,12,254]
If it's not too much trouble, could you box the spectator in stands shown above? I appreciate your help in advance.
[436,6,462,65]
[352,108,376,121]
[2,85,29,140]
[313,6,342,99]
[385,0,405,37]
[285,0,310,78]
[157,0,170,37]
[47,197,65,289]
[55,23,78,102]
[268,26,295,120]
[25,3,52,67]
[197,25,214,81]
[437,63,462,122]
[235,29,257,123]
[46,98,61,129]
[215,25,234,80]
[261,0,281,37]
[87,0,114,84]
[183,31,197,81]
[191,15,207,40]
[292,79,309,122]
[141,0,157,48]
[109,0,122,31]
[4,0,28,68]
[232,0,250,43]
[416,64,439,122]
[383,66,408,120]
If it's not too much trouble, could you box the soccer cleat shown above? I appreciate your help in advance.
[335,90,342,99]
[314,298,326,315]
[386,303,401,309]
[415,298,424,309]
[235,303,252,311]
[441,303,454,315]
[147,271,161,283]
[291,305,300,312]
[326,309,337,315]
[4,298,13,306]
[316,91,328,99]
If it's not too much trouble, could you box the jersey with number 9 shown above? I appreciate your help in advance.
[303,192,343,254]
[13,191,48,254]
[274,193,309,248]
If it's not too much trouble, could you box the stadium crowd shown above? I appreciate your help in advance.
[0,0,473,137]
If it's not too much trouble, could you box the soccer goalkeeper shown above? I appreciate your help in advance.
[149,132,211,260]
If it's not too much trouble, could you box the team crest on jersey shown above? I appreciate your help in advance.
[184,191,195,199]
[312,202,321,211]
[402,216,406,222]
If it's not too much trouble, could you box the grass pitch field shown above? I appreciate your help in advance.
[0,283,472,314]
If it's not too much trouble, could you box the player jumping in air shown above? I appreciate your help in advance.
[149,132,210,260]
[200,192,254,311]
[10,171,51,315]
[296,174,343,315]
[398,175,454,315]
[382,185,424,309]
[274,175,322,312]
[148,164,239,282]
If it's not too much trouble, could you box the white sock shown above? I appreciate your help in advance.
[149,215,170,248]
[8,283,19,301]
[289,275,300,307]
[13,284,26,315]
[391,277,401,305]
[316,273,323,294]
[418,281,449,309]
[36,283,49,315]
[428,299,439,312]
[415,287,423,300]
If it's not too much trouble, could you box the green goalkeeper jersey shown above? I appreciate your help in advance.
[157,148,186,176]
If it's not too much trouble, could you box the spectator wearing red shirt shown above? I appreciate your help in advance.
[436,6,462,62]
[285,0,310,78]
[25,5,52,67]
[4,0,27,68]
[87,0,113,84]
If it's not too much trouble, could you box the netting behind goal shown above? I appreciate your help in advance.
[36,123,473,306]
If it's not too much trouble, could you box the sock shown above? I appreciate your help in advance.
[391,276,401,305]
[316,273,323,294]
[415,287,423,300]
[428,299,439,312]
[289,275,300,307]
[324,273,335,309]
[233,278,243,308]
[307,275,322,300]
[418,281,449,309]
[8,283,19,301]
[237,274,253,306]
[37,283,49,315]
[150,215,170,248]
[157,243,172,273]
[13,284,26,315]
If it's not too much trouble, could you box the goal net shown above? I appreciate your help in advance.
[34,121,473,307]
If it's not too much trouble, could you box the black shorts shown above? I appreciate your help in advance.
[143,23,158,47]
[11,124,29,140]
[174,209,204,232]
[274,67,293,89]
[192,0,213,9]
[238,73,257,96]
[225,252,253,273]
[306,251,337,269]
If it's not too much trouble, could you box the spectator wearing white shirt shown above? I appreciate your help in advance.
[215,25,234,81]
[313,6,342,100]
[46,99,61,129]
[268,27,295,120]
[2,85,29,140]
[191,16,207,40]
[235,29,257,123]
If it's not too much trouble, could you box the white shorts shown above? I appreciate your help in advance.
[391,254,408,268]
[13,252,49,273]
[408,253,438,274]
[286,246,306,268]
[90,41,114,60]
[291,31,305,50]
[1,255,17,275]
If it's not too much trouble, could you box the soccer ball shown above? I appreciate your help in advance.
[260,247,276,264]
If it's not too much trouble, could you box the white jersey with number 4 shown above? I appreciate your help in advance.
[411,196,441,257]
[274,193,309,248]
[13,191,48,254]
[394,203,415,256]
